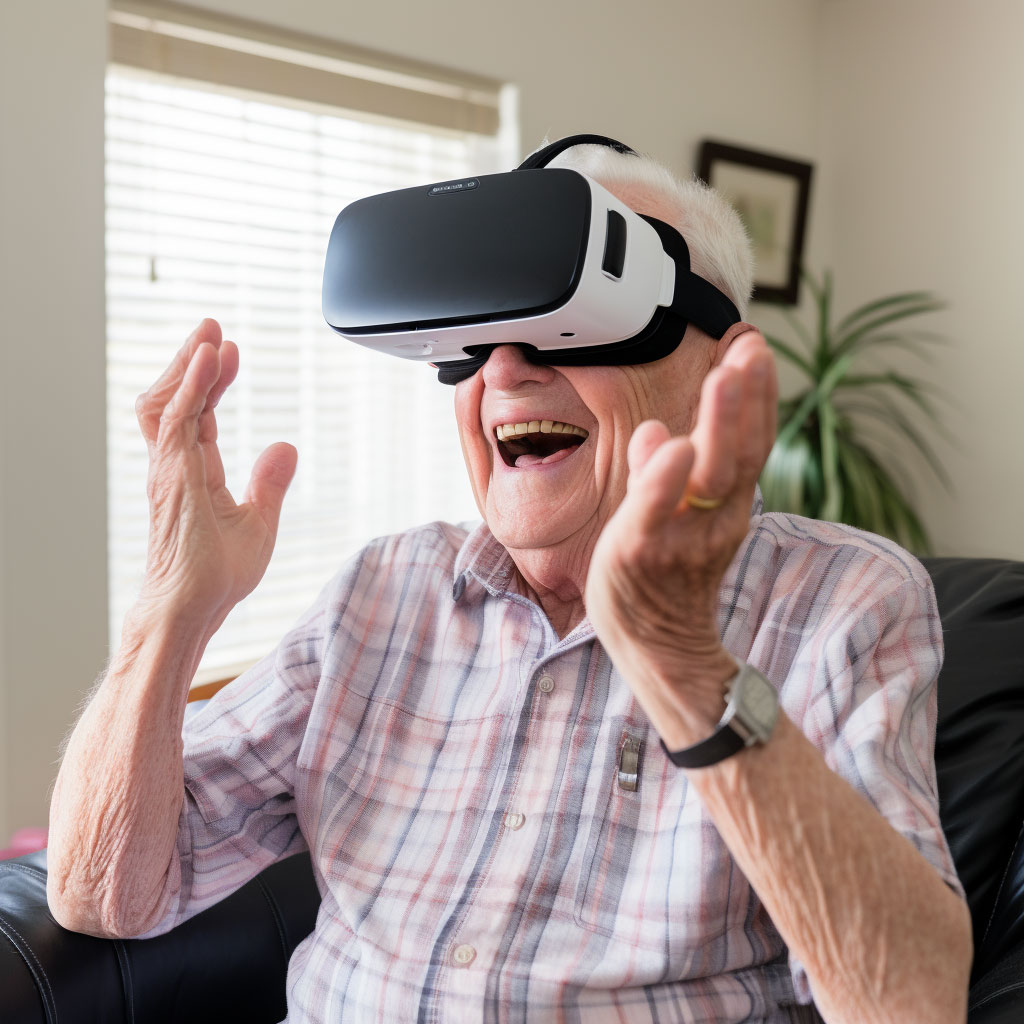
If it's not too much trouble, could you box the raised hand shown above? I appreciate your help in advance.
[134,318,298,634]
[584,331,777,743]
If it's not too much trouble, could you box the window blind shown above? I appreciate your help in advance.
[105,10,510,677]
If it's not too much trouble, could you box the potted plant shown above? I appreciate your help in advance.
[759,270,950,554]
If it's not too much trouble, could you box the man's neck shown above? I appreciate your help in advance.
[505,542,590,640]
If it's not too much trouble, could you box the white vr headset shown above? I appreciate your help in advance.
[322,134,741,384]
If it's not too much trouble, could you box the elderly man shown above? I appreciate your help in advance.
[47,139,971,1023]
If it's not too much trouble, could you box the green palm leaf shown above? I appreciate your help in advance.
[836,435,884,531]
[800,266,825,306]
[760,428,822,516]
[818,396,842,522]
[778,308,816,357]
[839,372,951,440]
[839,391,951,489]
[833,291,936,337]
[774,387,821,450]
[764,332,815,378]
[817,269,834,370]
[832,300,945,361]
[843,328,948,359]
[760,268,952,553]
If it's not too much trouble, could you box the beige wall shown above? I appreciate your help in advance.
[819,0,1024,559]
[191,0,823,175]
[2,0,1019,839]
[0,2,109,843]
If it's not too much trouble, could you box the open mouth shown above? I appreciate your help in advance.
[495,419,589,468]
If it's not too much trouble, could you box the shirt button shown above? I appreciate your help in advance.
[504,811,525,830]
[538,675,555,693]
[452,943,476,967]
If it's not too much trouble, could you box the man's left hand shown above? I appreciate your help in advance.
[584,330,778,746]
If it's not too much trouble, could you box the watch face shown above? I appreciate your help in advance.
[734,667,779,739]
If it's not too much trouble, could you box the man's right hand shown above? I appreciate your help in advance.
[134,318,298,633]
[47,318,297,938]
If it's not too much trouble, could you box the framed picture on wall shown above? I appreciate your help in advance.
[697,140,813,305]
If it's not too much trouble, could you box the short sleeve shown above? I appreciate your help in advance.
[779,569,966,1003]
[134,586,326,938]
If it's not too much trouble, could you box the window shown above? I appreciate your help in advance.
[105,3,514,677]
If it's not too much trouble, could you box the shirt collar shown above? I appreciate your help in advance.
[452,520,521,604]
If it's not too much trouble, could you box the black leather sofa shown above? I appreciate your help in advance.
[2,557,1022,1023]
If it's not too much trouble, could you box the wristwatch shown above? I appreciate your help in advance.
[660,662,779,769]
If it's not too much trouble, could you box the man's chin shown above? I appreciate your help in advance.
[481,466,609,557]
[486,518,556,553]
[483,499,592,557]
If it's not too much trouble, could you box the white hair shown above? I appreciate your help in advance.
[539,142,754,319]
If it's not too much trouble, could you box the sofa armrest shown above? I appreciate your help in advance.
[0,848,320,1024]
[967,941,1024,1024]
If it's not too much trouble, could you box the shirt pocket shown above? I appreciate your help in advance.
[574,728,648,932]
[572,726,739,970]
[313,697,505,852]
[309,698,510,956]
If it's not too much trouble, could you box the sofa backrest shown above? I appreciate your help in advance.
[926,556,1024,981]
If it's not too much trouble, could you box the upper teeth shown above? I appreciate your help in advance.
[495,420,589,441]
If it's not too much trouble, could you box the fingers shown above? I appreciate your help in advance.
[201,421,229,492]
[197,340,240,445]
[245,443,298,537]
[203,339,239,413]
[136,319,222,444]
[624,426,696,531]
[687,364,743,501]
[622,332,777,530]
[156,342,222,451]
[626,419,671,484]
[686,331,777,504]
[723,330,777,476]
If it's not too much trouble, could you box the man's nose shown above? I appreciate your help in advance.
[480,344,556,390]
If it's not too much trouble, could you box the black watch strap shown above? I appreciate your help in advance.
[659,663,779,769]
[659,730,745,770]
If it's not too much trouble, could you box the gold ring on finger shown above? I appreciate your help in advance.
[686,494,725,510]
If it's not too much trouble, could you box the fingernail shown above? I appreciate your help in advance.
[723,376,741,402]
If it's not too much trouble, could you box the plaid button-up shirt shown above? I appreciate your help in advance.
[142,500,963,1022]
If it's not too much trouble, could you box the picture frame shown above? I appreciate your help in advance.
[697,140,813,305]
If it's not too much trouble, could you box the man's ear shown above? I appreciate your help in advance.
[709,321,759,369]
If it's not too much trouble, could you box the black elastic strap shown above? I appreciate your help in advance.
[645,216,740,338]
[516,134,637,170]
